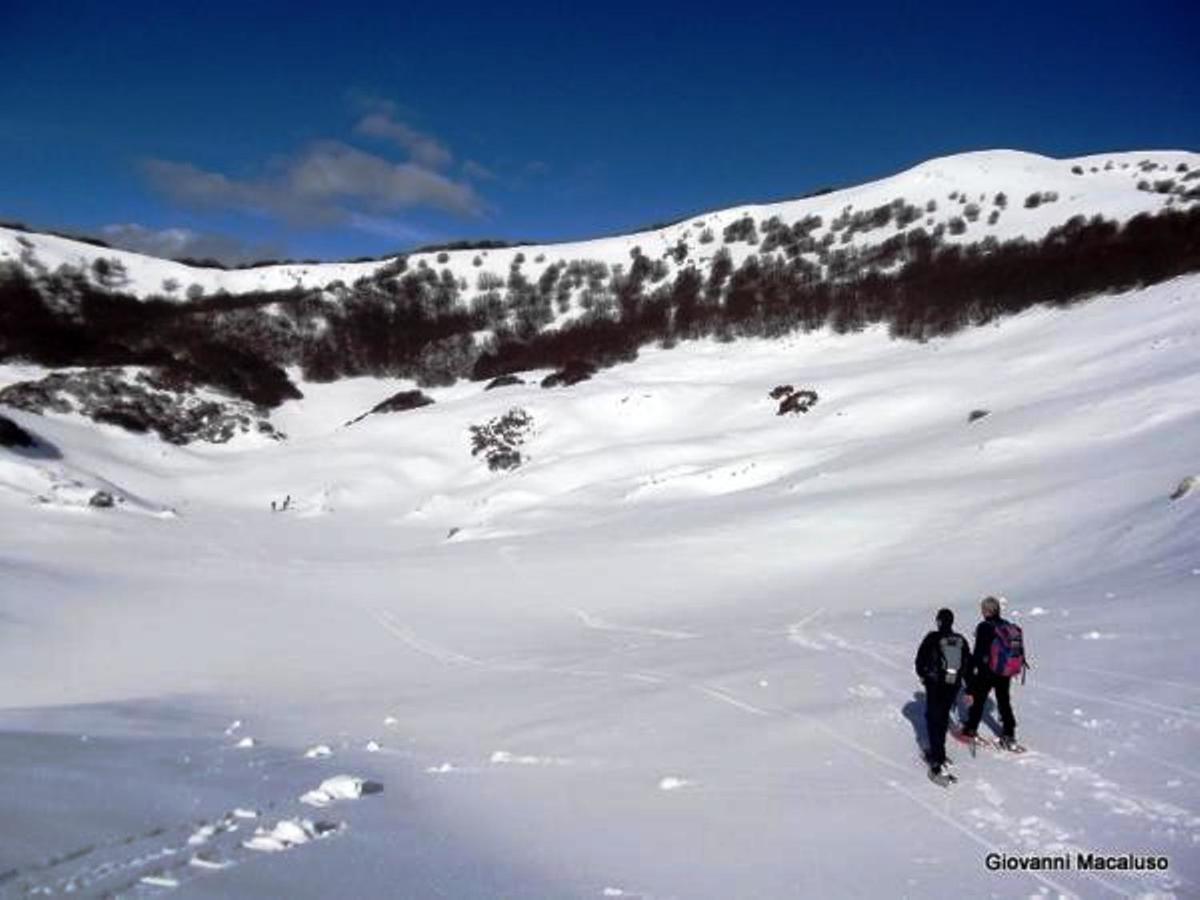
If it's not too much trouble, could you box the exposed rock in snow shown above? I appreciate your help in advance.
[345,389,435,426]
[0,413,36,448]
[1169,475,1196,501]
[88,490,116,509]
[0,369,284,445]
[485,374,525,390]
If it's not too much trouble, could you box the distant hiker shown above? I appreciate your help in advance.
[914,607,971,778]
[960,595,1026,750]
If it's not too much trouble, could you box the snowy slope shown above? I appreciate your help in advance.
[3,149,1197,311]
[1,259,1198,897]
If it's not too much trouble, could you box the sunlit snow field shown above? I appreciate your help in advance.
[2,275,1199,898]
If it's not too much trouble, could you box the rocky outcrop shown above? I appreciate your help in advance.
[0,413,36,448]
[345,389,435,426]
[0,369,285,445]
[485,375,525,391]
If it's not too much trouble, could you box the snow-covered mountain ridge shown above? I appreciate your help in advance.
[3,149,1198,448]
[4,149,1198,300]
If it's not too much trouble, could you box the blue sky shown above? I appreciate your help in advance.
[2,0,1197,263]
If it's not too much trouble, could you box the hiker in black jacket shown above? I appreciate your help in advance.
[914,607,971,776]
[961,595,1019,748]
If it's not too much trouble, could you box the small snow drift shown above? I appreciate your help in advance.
[299,774,384,807]
[243,818,342,853]
[345,389,435,426]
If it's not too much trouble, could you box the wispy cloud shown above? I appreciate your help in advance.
[346,213,434,243]
[355,110,453,169]
[462,159,496,181]
[143,140,485,227]
[101,223,284,265]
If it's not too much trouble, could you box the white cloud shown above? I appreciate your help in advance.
[143,141,485,227]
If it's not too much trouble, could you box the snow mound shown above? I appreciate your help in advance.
[299,774,383,807]
[242,817,342,852]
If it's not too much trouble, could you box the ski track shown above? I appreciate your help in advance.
[843,634,1200,781]
[1036,681,1200,724]
[784,608,826,650]
[5,745,380,897]
[13,606,1186,899]
[359,613,1182,898]
[816,629,1196,897]
[1053,663,1200,696]
[573,608,699,641]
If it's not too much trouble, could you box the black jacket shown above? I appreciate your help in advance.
[915,628,973,686]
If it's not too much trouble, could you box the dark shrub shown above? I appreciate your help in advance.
[469,407,533,471]
[541,359,597,388]
[485,374,525,390]
[775,387,818,415]
[722,216,759,244]
[94,408,152,433]
[371,389,434,414]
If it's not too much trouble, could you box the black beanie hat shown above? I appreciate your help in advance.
[936,608,954,627]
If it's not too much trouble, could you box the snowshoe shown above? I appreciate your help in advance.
[927,764,957,787]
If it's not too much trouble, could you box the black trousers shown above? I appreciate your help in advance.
[924,680,959,767]
[965,671,1016,738]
